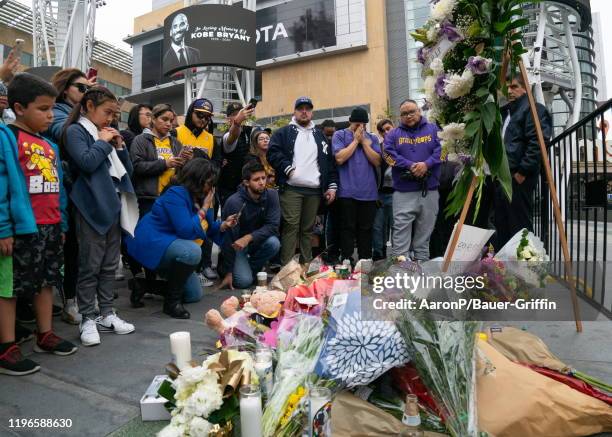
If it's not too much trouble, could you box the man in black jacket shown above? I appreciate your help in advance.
[219,161,280,289]
[267,97,338,265]
[494,77,553,248]
[218,102,256,207]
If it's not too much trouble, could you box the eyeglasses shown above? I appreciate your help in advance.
[195,111,211,120]
[71,83,90,93]
[400,110,419,117]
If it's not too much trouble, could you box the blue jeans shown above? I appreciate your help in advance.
[233,236,281,289]
[158,239,203,303]
[372,193,394,259]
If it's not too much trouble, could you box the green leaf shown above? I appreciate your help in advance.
[494,148,513,201]
[481,102,497,133]
[494,20,510,33]
[476,87,491,98]
[464,120,481,138]
[208,394,240,425]
[464,111,480,122]
[157,379,176,405]
[505,18,529,32]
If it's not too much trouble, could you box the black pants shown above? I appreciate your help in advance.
[338,198,377,261]
[324,201,342,260]
[494,174,537,249]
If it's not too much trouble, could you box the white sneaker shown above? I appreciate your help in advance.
[198,273,214,287]
[96,312,135,335]
[203,266,218,279]
[80,318,101,346]
[61,299,82,325]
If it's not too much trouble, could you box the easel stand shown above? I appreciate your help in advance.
[442,59,582,333]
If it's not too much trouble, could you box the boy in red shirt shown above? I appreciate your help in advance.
[0,73,77,376]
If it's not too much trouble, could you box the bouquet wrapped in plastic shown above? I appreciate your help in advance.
[395,304,481,437]
[315,285,410,388]
[261,313,325,437]
[495,228,549,288]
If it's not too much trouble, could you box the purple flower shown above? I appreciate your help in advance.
[440,21,463,42]
[467,56,493,75]
[435,75,447,97]
[417,47,429,65]
[458,153,474,165]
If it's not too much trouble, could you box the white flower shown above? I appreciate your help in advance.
[173,366,209,401]
[427,26,438,42]
[444,69,474,99]
[189,417,213,437]
[157,424,185,437]
[427,105,441,123]
[438,123,465,141]
[431,0,456,22]
[423,75,438,101]
[519,249,533,260]
[430,57,444,75]
[180,382,223,418]
[446,152,459,162]
[397,255,407,262]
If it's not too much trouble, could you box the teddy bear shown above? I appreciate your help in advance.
[204,290,286,334]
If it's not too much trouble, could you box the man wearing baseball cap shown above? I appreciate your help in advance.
[218,101,255,207]
[267,97,338,265]
[175,98,218,163]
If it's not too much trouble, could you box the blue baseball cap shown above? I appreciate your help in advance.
[193,98,213,115]
[294,96,313,109]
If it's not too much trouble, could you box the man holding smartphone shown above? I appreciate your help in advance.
[332,107,381,264]
[218,101,256,207]
[219,160,280,289]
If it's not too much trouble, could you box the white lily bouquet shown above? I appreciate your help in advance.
[495,229,549,288]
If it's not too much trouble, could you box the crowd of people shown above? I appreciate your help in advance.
[0,64,551,376]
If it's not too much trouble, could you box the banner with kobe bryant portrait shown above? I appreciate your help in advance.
[162,4,256,76]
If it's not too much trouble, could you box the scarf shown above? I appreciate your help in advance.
[78,116,139,236]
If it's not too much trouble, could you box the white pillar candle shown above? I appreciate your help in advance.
[169,331,191,370]
[240,385,262,437]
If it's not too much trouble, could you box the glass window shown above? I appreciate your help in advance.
[141,40,172,89]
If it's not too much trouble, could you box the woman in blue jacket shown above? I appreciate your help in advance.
[126,158,237,319]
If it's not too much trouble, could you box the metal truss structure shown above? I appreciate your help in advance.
[31,0,103,71]
[521,0,594,132]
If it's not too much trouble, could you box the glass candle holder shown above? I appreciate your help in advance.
[239,385,262,437]
[308,386,331,437]
[254,349,274,401]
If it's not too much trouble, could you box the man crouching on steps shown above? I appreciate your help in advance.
[219,160,280,289]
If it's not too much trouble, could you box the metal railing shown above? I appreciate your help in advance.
[533,98,611,318]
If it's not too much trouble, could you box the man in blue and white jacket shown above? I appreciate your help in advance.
[267,97,338,265]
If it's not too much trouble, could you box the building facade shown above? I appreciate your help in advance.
[123,0,601,131]
[0,0,132,98]
[125,0,392,128]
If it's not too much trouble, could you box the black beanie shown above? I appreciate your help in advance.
[349,107,369,123]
